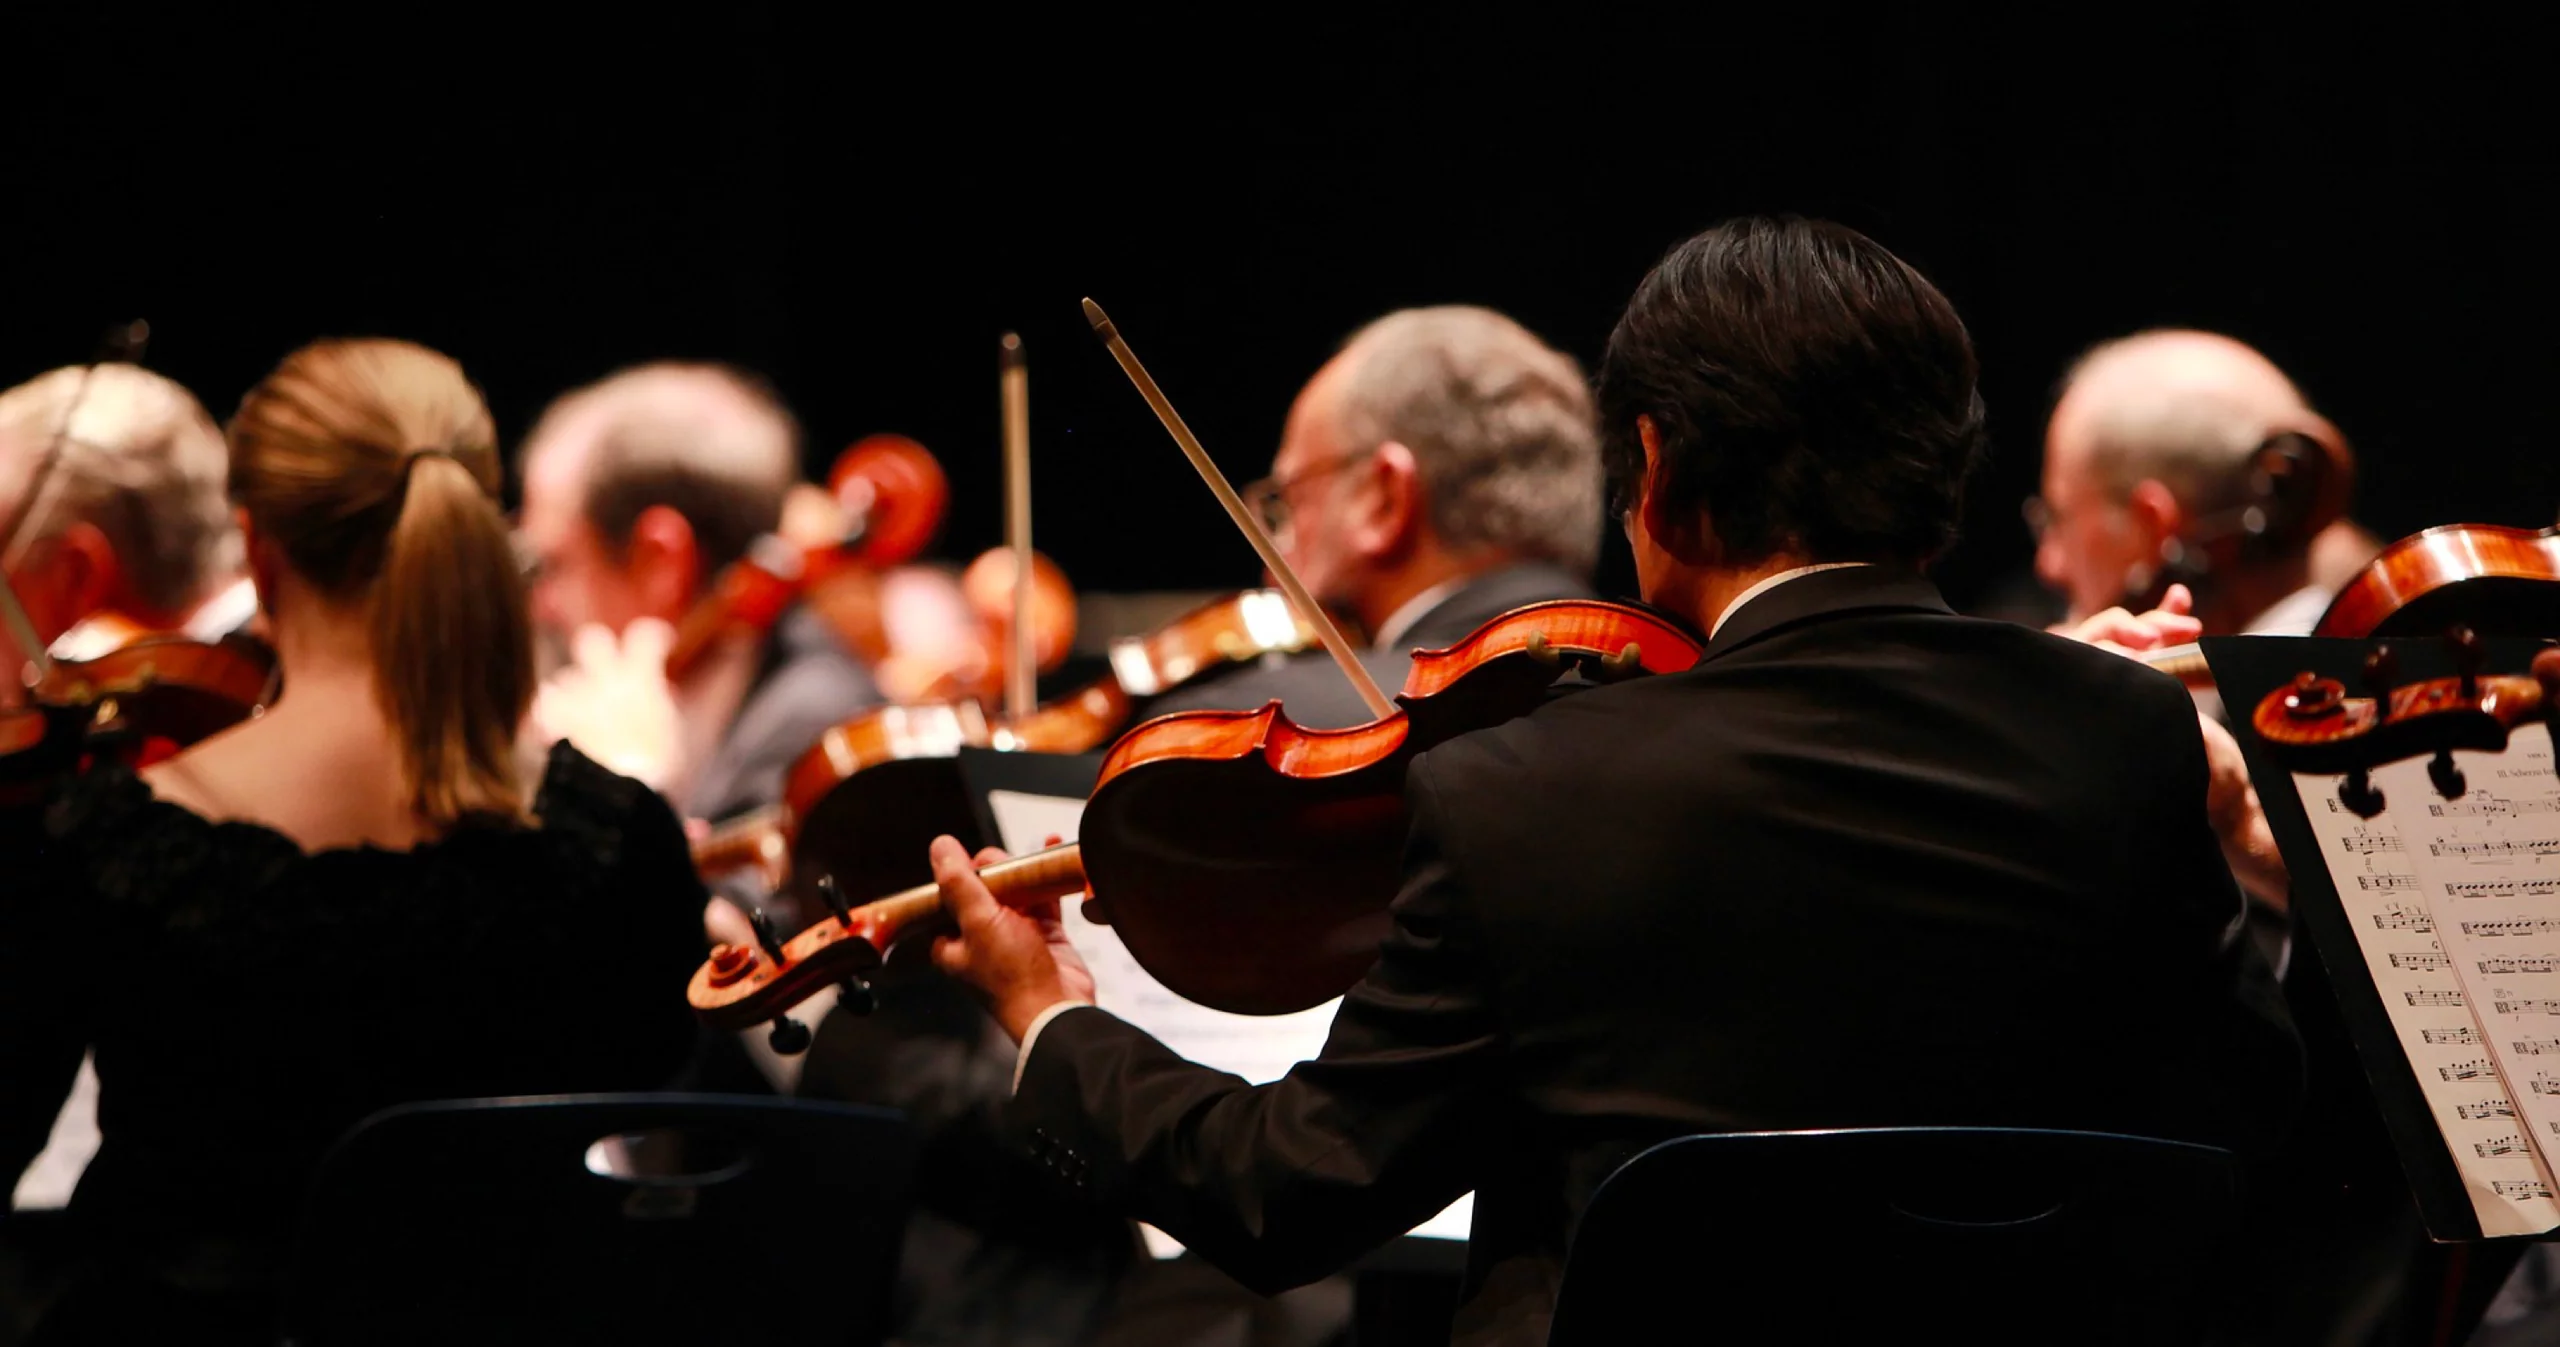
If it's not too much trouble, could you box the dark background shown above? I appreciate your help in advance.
[8,8,2554,615]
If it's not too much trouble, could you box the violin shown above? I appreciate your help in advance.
[662,434,949,682]
[2311,523,2560,641]
[691,586,1319,889]
[0,611,279,805]
[2117,518,2560,691]
[689,597,1703,1031]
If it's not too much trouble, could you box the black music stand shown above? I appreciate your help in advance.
[2206,634,2552,1340]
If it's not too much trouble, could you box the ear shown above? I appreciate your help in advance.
[1633,415,1713,565]
[2126,479,2187,554]
[627,504,703,622]
[1354,441,1425,560]
[241,517,288,621]
[50,521,122,623]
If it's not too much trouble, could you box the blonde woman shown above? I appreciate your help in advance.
[2,339,706,1344]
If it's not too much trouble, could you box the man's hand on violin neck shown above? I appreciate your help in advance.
[927,835,1094,1042]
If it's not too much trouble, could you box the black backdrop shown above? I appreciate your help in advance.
[9,8,2555,611]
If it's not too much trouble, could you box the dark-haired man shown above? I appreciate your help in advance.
[923,218,2301,1346]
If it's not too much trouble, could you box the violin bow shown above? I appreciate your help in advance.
[1081,299,1394,720]
[1001,332,1036,720]
[0,319,152,688]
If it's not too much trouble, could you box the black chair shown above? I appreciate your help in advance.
[1547,1127,2241,1347]
[280,1093,913,1347]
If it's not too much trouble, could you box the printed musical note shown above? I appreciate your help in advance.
[2374,905,2434,931]
[2461,1100,2520,1120]
[2391,952,2453,972]
[2463,919,2560,938]
[2514,1040,2560,1055]
[2480,957,2560,975]
[2536,1078,2560,1097]
[2427,1027,2484,1045]
[2409,989,2468,1007]
[2433,799,2560,819]
[2451,879,2560,899]
[2340,834,2407,855]
[2360,875,2419,893]
[2493,1179,2554,1201]
[2444,1060,2498,1081]
[2435,838,2560,860]
[2477,1135,2532,1158]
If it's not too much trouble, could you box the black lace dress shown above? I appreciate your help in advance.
[0,743,707,1343]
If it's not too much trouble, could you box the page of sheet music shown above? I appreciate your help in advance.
[985,790,1474,1251]
[2293,726,2560,1236]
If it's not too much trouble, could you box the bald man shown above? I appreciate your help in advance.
[1146,305,1603,727]
[2035,329,2381,637]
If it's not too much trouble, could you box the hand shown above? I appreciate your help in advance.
[529,619,683,789]
[2053,584,2203,659]
[927,835,1097,1042]
[2199,711,2289,911]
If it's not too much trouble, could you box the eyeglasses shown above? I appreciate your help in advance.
[1241,449,1378,535]
[2020,496,2058,541]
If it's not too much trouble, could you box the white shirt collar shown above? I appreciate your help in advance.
[1709,563,1872,639]
[1373,577,1471,651]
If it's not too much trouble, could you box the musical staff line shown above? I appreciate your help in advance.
[2464,919,2560,938]
[2435,838,2560,860]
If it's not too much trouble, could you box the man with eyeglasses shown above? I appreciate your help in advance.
[1145,306,1603,728]
[2033,334,2453,1347]
[2029,329,2381,640]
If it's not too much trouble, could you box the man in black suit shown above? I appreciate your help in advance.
[1144,305,1600,728]
[924,218,2302,1347]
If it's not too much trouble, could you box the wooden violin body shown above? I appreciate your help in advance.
[0,616,278,804]
[690,588,1321,891]
[2314,523,2560,640]
[688,599,1706,1028]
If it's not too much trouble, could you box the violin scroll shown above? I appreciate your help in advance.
[2249,631,2554,818]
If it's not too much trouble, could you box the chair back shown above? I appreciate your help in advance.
[1547,1127,2240,1346]
[282,1093,913,1347]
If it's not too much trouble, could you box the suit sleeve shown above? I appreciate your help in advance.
[2130,674,2304,1156]
[1006,759,1504,1293]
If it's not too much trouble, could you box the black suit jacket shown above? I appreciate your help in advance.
[1141,562,1593,728]
[1009,566,2301,1347]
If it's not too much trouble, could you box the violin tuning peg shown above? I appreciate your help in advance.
[2341,766,2387,820]
[2447,625,2484,699]
[2363,645,2400,704]
[837,975,877,1015]
[816,874,853,925]
[2431,747,2468,801]
[748,905,789,965]
[767,1015,813,1056]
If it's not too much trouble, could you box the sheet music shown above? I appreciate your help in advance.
[2293,735,2560,1236]
[2377,725,2560,1224]
[985,790,1474,1250]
